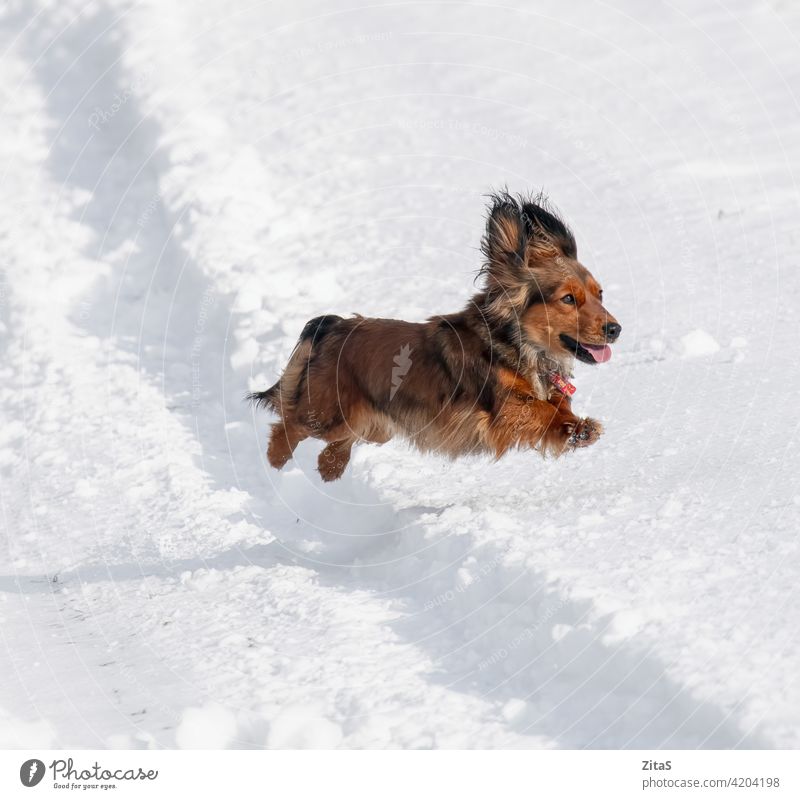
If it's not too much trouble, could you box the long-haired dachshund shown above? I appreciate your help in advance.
[250,192,621,481]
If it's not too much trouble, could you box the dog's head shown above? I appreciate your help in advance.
[480,192,621,366]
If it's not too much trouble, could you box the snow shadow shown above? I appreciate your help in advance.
[392,550,763,748]
[277,481,765,748]
[7,1,281,524]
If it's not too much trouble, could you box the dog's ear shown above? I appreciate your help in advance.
[479,192,537,319]
[481,192,576,285]
[479,191,576,321]
[520,196,577,259]
[481,192,528,285]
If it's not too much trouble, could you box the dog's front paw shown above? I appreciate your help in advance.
[565,417,603,449]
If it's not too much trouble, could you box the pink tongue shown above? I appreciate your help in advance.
[585,344,612,363]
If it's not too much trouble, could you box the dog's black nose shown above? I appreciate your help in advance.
[604,322,622,341]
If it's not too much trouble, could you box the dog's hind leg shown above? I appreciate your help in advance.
[317,438,355,482]
[267,421,307,469]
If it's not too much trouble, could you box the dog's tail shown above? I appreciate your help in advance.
[247,314,344,415]
[246,381,282,412]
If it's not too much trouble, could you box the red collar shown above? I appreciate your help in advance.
[549,371,576,397]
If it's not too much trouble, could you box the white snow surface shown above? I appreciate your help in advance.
[1,0,799,749]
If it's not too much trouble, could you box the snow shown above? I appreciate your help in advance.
[1,0,799,750]
[680,329,721,358]
[0,706,56,749]
[266,704,344,749]
[175,704,239,750]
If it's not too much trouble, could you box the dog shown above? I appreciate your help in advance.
[249,192,621,481]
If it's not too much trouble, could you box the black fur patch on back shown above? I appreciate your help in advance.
[300,314,344,343]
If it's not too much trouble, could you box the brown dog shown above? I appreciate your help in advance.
[250,192,621,481]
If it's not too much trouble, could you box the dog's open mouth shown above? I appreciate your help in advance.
[559,334,613,364]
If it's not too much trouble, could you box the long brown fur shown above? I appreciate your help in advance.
[250,191,621,481]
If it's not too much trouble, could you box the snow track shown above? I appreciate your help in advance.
[1,0,798,748]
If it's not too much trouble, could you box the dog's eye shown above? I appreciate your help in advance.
[598,290,604,301]
[561,294,575,305]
